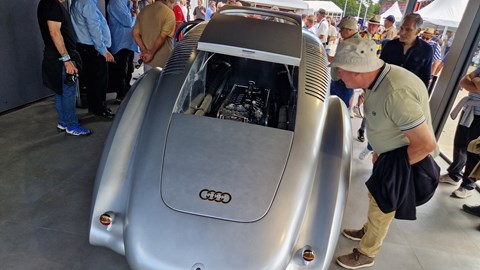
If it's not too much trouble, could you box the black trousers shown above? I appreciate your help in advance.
[77,43,108,114]
[448,113,480,189]
[108,49,134,99]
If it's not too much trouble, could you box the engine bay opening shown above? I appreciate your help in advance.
[173,52,299,131]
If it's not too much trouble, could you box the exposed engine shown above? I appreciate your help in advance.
[217,81,271,126]
[178,53,297,130]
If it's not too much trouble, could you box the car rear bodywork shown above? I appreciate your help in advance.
[89,6,351,270]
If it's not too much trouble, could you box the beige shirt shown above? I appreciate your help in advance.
[364,64,438,155]
[134,2,176,68]
[381,26,397,40]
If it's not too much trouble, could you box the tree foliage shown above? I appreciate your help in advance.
[328,0,381,19]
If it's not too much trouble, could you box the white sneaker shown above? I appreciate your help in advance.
[350,109,355,118]
[439,174,460,186]
[452,187,474,199]
[353,106,363,118]
[359,147,372,160]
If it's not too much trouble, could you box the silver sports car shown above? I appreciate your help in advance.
[90,6,351,270]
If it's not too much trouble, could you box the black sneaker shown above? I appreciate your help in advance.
[94,108,115,120]
[357,130,365,142]
[463,204,480,218]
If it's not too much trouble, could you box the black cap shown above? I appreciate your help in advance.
[384,15,395,23]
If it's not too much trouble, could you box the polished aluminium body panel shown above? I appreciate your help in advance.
[163,114,293,222]
[89,69,162,255]
[89,8,351,270]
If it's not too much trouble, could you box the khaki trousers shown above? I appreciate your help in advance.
[358,193,396,257]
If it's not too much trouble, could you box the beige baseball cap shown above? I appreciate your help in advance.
[338,16,358,30]
[329,38,384,73]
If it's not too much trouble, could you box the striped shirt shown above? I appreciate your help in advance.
[427,40,442,61]
[360,31,382,57]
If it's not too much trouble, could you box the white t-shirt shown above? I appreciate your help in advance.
[181,5,188,21]
[315,19,329,43]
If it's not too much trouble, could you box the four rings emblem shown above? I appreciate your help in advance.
[199,189,232,204]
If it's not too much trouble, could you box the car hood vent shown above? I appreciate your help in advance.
[303,34,329,101]
[163,24,207,76]
[197,12,302,66]
[161,113,293,222]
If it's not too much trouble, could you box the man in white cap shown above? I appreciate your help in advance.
[331,38,438,269]
[329,16,360,115]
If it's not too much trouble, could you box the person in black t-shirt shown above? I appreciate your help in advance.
[380,13,433,88]
[37,0,91,136]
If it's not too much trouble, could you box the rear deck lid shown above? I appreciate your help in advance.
[161,113,293,222]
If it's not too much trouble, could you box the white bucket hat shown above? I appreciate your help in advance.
[329,38,384,73]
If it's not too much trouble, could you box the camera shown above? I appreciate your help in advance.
[65,73,78,86]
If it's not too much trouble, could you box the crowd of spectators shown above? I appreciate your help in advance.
[37,0,265,136]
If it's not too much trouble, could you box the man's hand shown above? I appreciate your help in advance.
[104,51,115,62]
[141,50,153,63]
[64,61,78,75]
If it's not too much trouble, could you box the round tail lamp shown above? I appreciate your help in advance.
[100,212,115,226]
[302,248,315,265]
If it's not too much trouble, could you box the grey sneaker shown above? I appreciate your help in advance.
[342,227,365,241]
[452,187,473,199]
[336,248,374,269]
[353,106,363,118]
[439,174,460,186]
[359,147,372,160]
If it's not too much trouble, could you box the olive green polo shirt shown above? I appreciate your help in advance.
[364,64,437,155]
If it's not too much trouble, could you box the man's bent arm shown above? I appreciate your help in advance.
[47,20,77,75]
[150,32,168,56]
[132,28,147,52]
[402,122,437,164]
[460,70,480,93]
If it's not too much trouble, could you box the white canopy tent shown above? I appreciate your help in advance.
[304,1,343,20]
[416,0,468,28]
[241,0,308,11]
[380,1,403,24]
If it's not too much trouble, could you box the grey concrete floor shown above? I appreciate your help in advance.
[1,96,480,270]
[0,98,130,270]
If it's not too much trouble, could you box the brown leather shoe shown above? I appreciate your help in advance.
[342,227,365,241]
[336,248,375,269]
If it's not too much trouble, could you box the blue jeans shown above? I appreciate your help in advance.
[330,79,354,109]
[55,66,78,128]
[359,118,373,151]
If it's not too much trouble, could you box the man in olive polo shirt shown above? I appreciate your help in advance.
[330,38,438,269]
